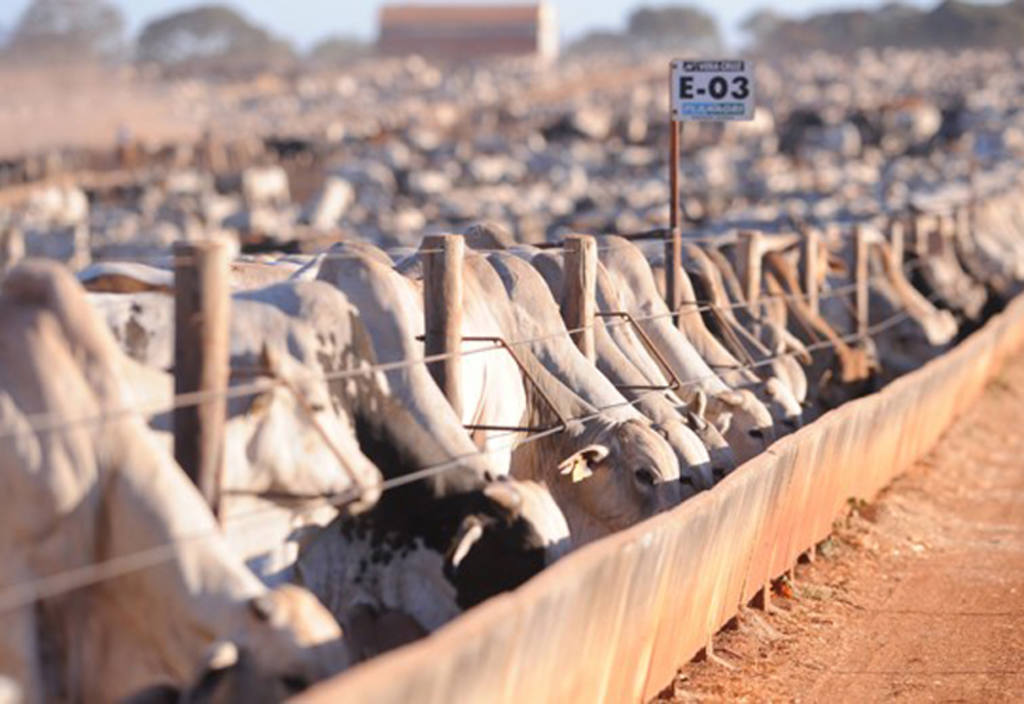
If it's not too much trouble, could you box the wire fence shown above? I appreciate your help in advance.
[0,257,911,444]
[0,265,941,615]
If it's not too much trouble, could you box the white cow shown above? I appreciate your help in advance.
[0,260,350,703]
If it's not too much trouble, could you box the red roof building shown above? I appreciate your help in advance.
[378,3,558,62]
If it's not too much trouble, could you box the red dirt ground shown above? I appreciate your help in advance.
[658,352,1024,703]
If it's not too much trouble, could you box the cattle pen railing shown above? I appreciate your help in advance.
[294,261,1024,704]
[0,186,1012,698]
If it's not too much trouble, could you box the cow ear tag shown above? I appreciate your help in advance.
[559,457,593,483]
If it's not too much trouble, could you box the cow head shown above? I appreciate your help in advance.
[223,343,382,512]
[182,585,350,702]
[549,418,682,542]
[680,391,737,482]
[649,417,715,496]
[442,479,569,609]
[705,389,775,465]
[758,376,803,433]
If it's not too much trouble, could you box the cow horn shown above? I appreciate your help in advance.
[483,482,522,514]
[205,641,239,671]
[448,519,485,569]
[714,411,733,436]
[693,390,708,417]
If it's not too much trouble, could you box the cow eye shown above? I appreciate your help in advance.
[634,467,657,487]
[282,674,308,693]
[748,428,765,439]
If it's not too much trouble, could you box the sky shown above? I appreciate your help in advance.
[1,0,951,50]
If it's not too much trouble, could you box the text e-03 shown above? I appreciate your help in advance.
[678,75,749,101]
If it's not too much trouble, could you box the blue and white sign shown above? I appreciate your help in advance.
[670,59,755,122]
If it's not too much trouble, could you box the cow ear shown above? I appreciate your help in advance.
[483,482,522,515]
[447,517,484,570]
[685,410,706,431]
[259,342,282,378]
[557,444,609,483]
[714,411,733,436]
[687,390,708,418]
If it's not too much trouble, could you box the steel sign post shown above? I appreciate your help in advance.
[665,59,755,325]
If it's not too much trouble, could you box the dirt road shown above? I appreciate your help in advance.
[661,353,1024,703]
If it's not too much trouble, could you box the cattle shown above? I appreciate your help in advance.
[462,249,684,542]
[818,225,958,378]
[0,260,350,703]
[83,280,385,579]
[241,166,291,209]
[965,194,1024,300]
[312,241,681,546]
[653,243,807,431]
[465,228,728,489]
[682,242,810,411]
[77,257,302,296]
[575,236,777,464]
[907,213,988,322]
[83,255,571,663]
[481,248,715,495]
[460,217,733,476]
[260,247,573,653]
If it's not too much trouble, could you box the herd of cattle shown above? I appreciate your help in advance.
[2,48,1023,256]
[2,47,1024,703]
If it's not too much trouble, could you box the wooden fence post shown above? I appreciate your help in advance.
[562,234,597,362]
[888,218,904,272]
[738,230,762,305]
[853,225,870,338]
[173,239,230,518]
[423,234,465,418]
[799,227,820,315]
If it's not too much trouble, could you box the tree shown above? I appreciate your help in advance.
[307,36,371,68]
[740,9,785,45]
[136,5,294,75]
[5,0,125,64]
[565,31,632,57]
[626,5,722,51]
